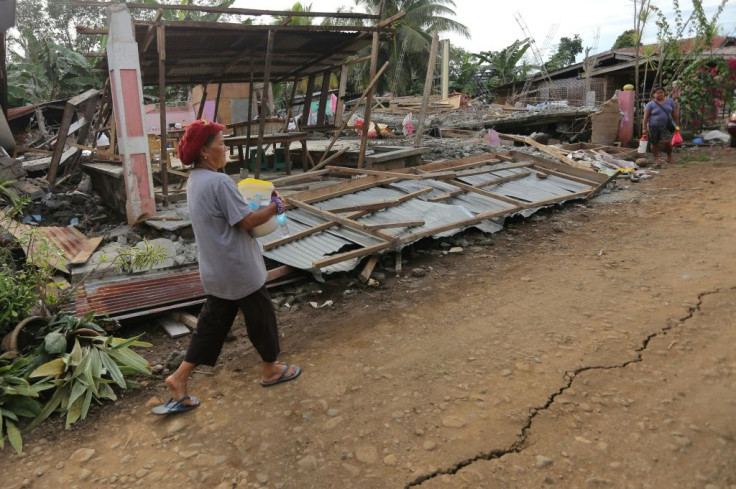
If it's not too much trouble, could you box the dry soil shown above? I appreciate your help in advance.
[2,146,736,489]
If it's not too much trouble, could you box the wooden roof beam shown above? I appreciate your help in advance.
[139,9,163,57]
[74,2,380,20]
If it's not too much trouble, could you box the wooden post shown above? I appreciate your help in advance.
[282,75,299,133]
[157,21,169,207]
[317,69,331,126]
[244,62,254,177]
[358,30,380,169]
[414,32,439,148]
[213,82,223,123]
[256,30,275,178]
[302,73,316,128]
[46,89,98,185]
[267,80,275,116]
[0,33,7,120]
[335,63,349,127]
[317,61,389,164]
[196,83,208,120]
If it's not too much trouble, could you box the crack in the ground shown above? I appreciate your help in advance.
[405,288,729,488]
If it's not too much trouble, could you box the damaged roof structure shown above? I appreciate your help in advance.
[2,3,635,323]
[66,150,612,320]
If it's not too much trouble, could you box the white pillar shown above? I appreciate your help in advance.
[106,4,156,225]
[441,40,449,101]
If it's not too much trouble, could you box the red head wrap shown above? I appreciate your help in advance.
[177,119,225,165]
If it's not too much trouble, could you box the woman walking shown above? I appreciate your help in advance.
[152,119,301,415]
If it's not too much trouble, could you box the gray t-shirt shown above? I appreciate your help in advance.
[187,169,267,300]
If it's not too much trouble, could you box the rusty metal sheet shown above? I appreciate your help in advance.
[69,265,299,319]
[0,209,103,273]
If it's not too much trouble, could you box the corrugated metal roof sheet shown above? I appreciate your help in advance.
[257,156,607,277]
[0,209,103,273]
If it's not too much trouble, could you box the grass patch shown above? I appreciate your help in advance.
[678,152,712,164]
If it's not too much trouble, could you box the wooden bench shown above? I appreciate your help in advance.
[224,132,309,175]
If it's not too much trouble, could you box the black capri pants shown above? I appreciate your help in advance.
[185,285,280,366]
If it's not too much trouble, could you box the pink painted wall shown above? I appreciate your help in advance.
[144,104,196,135]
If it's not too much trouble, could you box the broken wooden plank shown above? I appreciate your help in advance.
[524,190,591,208]
[48,89,100,184]
[364,147,428,165]
[324,186,433,214]
[509,151,609,185]
[426,189,464,202]
[68,236,104,265]
[397,206,519,246]
[264,187,433,250]
[312,241,393,269]
[326,200,403,213]
[454,161,530,177]
[449,180,526,207]
[272,169,330,187]
[533,167,602,186]
[308,147,348,173]
[288,198,396,243]
[472,170,532,188]
[326,165,426,180]
[408,157,504,174]
[358,254,380,283]
[499,133,591,170]
[262,210,365,251]
[22,147,78,172]
[67,116,89,135]
[363,220,424,231]
[293,174,400,206]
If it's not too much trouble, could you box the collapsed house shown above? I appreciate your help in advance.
[1,4,651,327]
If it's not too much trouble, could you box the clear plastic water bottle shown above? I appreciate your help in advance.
[248,192,263,210]
[277,213,290,237]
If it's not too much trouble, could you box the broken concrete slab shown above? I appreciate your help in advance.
[0,154,26,181]
[144,202,192,232]
[13,179,46,200]
[157,316,191,338]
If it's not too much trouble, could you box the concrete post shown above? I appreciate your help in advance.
[106,4,156,225]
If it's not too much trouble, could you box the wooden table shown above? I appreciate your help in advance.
[224,132,308,175]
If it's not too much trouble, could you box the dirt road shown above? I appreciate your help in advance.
[3,148,735,489]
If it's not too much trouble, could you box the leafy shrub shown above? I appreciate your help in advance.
[0,355,44,453]
[0,272,38,338]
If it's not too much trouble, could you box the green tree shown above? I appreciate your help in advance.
[7,29,101,107]
[272,2,313,26]
[476,39,532,87]
[353,0,470,95]
[448,47,483,96]
[611,29,638,50]
[11,0,103,54]
[545,35,583,71]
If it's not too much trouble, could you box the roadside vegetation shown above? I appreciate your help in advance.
[0,183,165,453]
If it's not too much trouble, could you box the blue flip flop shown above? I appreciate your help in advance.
[261,364,302,387]
[151,395,200,415]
